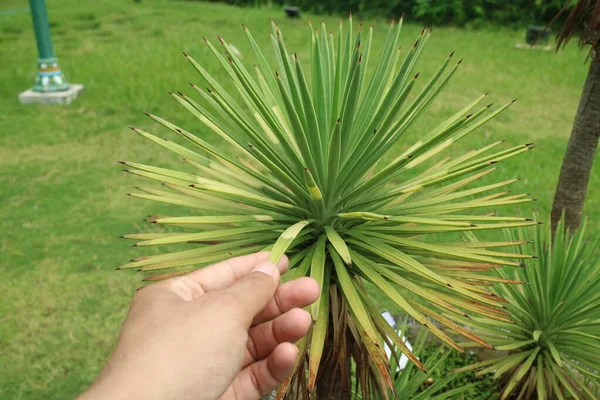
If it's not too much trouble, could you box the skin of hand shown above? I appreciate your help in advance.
[79,252,320,400]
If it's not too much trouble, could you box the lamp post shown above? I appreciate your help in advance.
[19,0,83,104]
[29,0,69,92]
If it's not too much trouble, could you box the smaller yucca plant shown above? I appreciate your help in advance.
[455,216,600,399]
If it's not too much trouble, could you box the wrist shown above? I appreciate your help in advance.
[78,370,139,400]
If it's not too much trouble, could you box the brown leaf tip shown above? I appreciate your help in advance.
[182,51,189,57]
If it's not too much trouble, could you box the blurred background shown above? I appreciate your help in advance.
[0,0,597,398]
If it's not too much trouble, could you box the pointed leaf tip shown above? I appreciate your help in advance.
[182,51,188,57]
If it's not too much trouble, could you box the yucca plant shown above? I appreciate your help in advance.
[119,16,538,398]
[454,216,600,399]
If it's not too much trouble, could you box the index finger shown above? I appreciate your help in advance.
[183,251,289,293]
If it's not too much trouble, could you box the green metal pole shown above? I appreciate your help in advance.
[29,0,69,92]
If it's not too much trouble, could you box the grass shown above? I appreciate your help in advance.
[1,0,598,398]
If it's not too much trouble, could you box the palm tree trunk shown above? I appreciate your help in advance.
[551,51,600,235]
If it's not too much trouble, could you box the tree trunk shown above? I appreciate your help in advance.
[551,51,600,235]
[315,286,350,400]
[315,347,346,400]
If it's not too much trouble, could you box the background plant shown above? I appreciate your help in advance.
[119,15,538,398]
[199,0,572,26]
[354,318,494,399]
[454,215,600,399]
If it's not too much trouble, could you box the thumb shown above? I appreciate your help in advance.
[219,261,280,328]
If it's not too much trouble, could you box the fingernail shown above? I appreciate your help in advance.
[252,261,277,277]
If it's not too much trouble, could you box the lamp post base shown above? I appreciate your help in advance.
[33,57,70,92]
[19,83,84,105]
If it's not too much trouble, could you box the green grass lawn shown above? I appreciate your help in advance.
[1,0,598,398]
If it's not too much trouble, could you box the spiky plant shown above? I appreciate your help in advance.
[454,216,600,399]
[119,17,538,398]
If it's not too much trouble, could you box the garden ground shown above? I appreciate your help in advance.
[0,0,597,398]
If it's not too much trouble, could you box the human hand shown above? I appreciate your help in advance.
[80,252,320,400]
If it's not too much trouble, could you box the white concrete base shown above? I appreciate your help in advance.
[18,84,84,105]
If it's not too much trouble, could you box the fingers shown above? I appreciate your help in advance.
[252,277,320,326]
[222,343,298,400]
[138,252,289,303]
[218,261,281,327]
[244,308,311,366]
[184,252,289,292]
